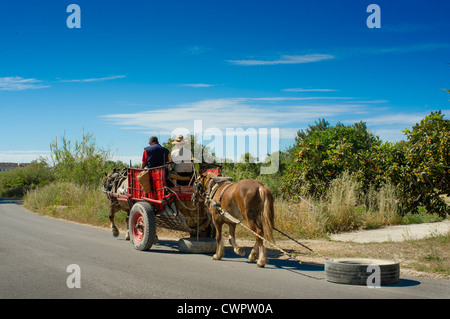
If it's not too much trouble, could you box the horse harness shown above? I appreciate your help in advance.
[208,178,234,206]
[196,177,241,224]
[195,175,315,255]
[104,168,127,200]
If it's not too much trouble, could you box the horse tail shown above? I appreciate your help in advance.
[259,186,275,243]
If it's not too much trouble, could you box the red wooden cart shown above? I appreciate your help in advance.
[112,165,219,252]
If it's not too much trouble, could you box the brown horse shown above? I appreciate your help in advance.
[193,172,275,267]
[103,169,130,240]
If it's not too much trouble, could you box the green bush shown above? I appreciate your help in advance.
[0,161,54,197]
[23,182,119,227]
[281,119,381,198]
[389,111,449,217]
[46,132,111,188]
[281,112,449,218]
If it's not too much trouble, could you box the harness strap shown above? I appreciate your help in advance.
[217,182,233,206]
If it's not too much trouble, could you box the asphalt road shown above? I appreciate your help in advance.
[1,198,449,299]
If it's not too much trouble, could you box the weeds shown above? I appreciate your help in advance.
[233,172,402,239]
[0,162,54,197]
[46,132,110,188]
[23,182,127,227]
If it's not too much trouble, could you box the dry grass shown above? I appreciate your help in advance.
[233,173,402,240]
[23,182,122,227]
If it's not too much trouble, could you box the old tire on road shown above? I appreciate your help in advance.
[178,237,217,254]
[325,258,400,286]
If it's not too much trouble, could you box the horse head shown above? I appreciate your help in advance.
[192,171,216,205]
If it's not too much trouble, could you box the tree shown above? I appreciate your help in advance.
[47,132,111,187]
[392,111,450,217]
[281,120,381,198]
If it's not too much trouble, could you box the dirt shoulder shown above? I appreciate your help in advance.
[151,220,450,281]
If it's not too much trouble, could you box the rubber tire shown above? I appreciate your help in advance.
[129,202,156,251]
[325,258,400,286]
[178,238,217,254]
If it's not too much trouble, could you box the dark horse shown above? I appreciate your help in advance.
[193,172,275,267]
[103,169,130,240]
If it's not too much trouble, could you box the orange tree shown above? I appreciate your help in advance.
[390,111,449,217]
[281,112,449,218]
[281,119,381,198]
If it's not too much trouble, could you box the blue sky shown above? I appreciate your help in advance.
[0,0,449,164]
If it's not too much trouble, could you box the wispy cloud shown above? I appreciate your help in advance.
[375,43,450,54]
[282,88,338,92]
[103,96,436,143]
[338,43,450,58]
[178,83,215,88]
[381,23,439,33]
[227,54,334,66]
[102,96,364,139]
[183,45,210,55]
[361,112,432,125]
[0,150,50,162]
[59,75,126,83]
[0,77,50,91]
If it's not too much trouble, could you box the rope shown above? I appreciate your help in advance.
[164,186,198,211]
[273,227,314,252]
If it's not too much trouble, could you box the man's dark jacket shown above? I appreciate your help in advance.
[143,143,169,168]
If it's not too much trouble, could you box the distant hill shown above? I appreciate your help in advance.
[0,162,30,172]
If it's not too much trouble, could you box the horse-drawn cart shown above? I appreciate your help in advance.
[104,165,219,253]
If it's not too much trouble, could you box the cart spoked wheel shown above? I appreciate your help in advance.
[129,202,156,251]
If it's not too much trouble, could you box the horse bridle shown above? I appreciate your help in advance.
[192,175,208,206]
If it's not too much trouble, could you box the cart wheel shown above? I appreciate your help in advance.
[129,202,156,251]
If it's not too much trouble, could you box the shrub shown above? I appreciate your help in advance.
[281,119,381,198]
[46,132,111,188]
[278,172,401,238]
[0,161,54,197]
[391,111,449,217]
[23,182,118,227]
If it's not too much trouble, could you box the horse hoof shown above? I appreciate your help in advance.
[112,229,120,237]
[125,232,130,241]
[213,254,222,260]
[235,248,245,257]
[257,258,268,268]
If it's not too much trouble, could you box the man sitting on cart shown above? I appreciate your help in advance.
[140,136,170,169]
[171,135,193,174]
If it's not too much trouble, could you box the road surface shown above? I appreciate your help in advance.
[1,198,449,299]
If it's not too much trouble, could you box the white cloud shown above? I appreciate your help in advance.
[361,113,426,125]
[183,45,211,55]
[227,54,334,65]
[102,97,365,139]
[372,128,407,142]
[0,77,50,91]
[102,98,442,144]
[59,75,126,83]
[0,150,50,163]
[282,88,338,92]
[179,83,215,88]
